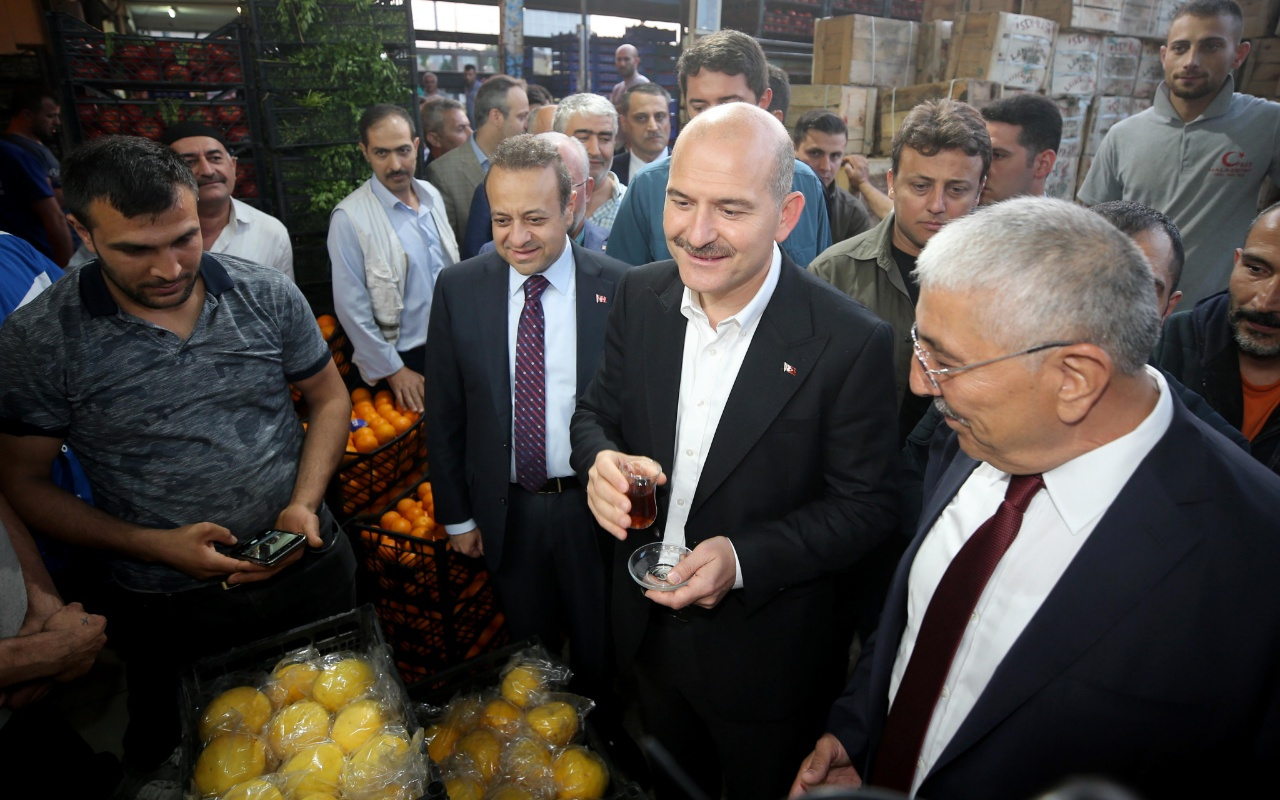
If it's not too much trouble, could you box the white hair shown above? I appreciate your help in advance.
[914,197,1160,375]
[552,93,618,135]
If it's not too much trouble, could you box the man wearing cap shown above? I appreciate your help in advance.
[164,122,293,280]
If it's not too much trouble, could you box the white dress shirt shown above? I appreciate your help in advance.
[663,244,782,589]
[445,238,577,536]
[622,146,668,179]
[890,366,1174,796]
[329,177,449,381]
[209,198,294,281]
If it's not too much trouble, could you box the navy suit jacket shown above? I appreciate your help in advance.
[424,242,628,571]
[828,393,1280,799]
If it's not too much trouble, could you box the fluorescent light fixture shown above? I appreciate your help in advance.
[167,6,176,17]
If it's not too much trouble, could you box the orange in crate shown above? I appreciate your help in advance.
[316,314,337,340]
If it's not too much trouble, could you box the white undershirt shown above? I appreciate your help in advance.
[890,365,1173,796]
[663,244,782,589]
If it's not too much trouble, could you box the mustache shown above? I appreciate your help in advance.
[672,236,735,260]
[384,170,410,178]
[1230,306,1280,328]
[197,176,225,186]
[933,397,970,428]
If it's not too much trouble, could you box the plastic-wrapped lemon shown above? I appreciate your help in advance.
[500,665,544,708]
[444,775,485,800]
[266,662,320,708]
[200,686,273,741]
[280,742,345,797]
[341,731,410,795]
[296,795,339,800]
[424,721,462,763]
[312,657,376,712]
[193,733,267,797]
[266,700,332,761]
[553,746,608,800]
[489,784,538,800]
[503,735,554,784]
[332,698,386,753]
[481,697,523,733]
[221,778,284,800]
[456,728,502,783]
[526,701,579,747]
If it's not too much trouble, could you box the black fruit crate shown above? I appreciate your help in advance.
[50,14,249,88]
[256,52,413,95]
[179,605,446,800]
[328,419,428,520]
[70,90,252,143]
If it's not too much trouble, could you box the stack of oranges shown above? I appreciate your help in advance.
[346,388,420,455]
[378,481,440,540]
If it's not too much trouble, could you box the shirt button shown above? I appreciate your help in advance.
[970,612,979,623]
[940,686,950,699]
[697,400,704,406]
[709,348,717,356]
[685,448,694,456]
[677,499,685,506]
[917,758,926,770]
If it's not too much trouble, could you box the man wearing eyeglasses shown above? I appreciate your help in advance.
[791,198,1280,800]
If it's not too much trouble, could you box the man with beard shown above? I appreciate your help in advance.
[554,94,626,234]
[3,87,64,206]
[610,44,650,109]
[164,122,293,280]
[1157,202,1280,473]
[330,104,459,413]
[0,135,356,780]
[1079,0,1280,306]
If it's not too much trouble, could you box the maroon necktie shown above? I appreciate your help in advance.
[514,275,549,492]
[873,473,1046,792]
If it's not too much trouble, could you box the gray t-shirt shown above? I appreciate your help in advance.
[0,253,332,593]
[1078,77,1280,306]
[0,517,27,731]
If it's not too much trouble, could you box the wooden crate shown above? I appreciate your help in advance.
[874,78,1003,155]
[812,14,919,88]
[1117,0,1161,37]
[1046,94,1091,201]
[1240,0,1280,39]
[1133,39,1163,99]
[1049,29,1103,95]
[922,0,1019,21]
[915,20,954,84]
[1098,35,1142,95]
[789,85,879,154]
[1241,36,1280,98]
[946,11,1059,91]
[1022,0,1123,34]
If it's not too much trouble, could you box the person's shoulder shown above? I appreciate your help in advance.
[619,258,678,292]
[794,258,886,321]
[1,259,84,332]
[211,251,293,292]
[791,159,823,191]
[575,243,630,281]
[811,220,885,271]
[232,199,289,235]
[631,154,669,183]
[1229,90,1280,119]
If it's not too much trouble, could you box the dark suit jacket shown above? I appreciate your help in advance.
[425,242,629,572]
[611,152,631,186]
[570,254,901,719]
[829,394,1280,799]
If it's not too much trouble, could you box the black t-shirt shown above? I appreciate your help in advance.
[890,241,920,306]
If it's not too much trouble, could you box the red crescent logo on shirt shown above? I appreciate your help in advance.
[1222,151,1246,167]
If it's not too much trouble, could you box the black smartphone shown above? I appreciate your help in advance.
[231,529,307,566]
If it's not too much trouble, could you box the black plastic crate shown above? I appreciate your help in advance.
[329,419,428,520]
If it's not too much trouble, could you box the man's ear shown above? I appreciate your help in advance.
[68,214,95,254]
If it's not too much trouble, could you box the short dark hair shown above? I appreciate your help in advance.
[63,135,197,230]
[891,99,992,178]
[487,133,572,213]
[677,30,768,104]
[463,63,477,73]
[527,84,554,107]
[1091,201,1186,291]
[421,97,464,136]
[619,82,671,115]
[475,75,525,128]
[8,86,58,115]
[358,103,414,144]
[767,64,790,122]
[792,109,848,146]
[981,94,1063,165]
[1171,0,1244,39]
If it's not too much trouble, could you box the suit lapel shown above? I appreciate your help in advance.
[643,265,687,476]
[572,245,615,395]
[473,253,513,430]
[927,404,1212,779]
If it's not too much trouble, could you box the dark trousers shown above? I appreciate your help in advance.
[495,483,610,699]
[634,613,824,800]
[108,533,357,768]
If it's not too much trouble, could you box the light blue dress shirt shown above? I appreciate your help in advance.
[469,136,490,175]
[605,155,831,268]
[329,177,448,382]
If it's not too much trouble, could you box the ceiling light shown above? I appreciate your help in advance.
[168,6,176,17]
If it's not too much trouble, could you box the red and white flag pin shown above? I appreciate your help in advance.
[596,294,608,303]
[782,362,797,376]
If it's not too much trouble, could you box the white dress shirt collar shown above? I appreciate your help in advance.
[679,242,782,335]
[507,236,575,296]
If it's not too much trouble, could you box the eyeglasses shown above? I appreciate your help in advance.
[910,322,1078,392]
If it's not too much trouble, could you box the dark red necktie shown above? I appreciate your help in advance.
[514,275,549,492]
[873,473,1046,792]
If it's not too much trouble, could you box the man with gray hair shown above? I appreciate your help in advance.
[554,93,626,233]
[793,197,1280,800]
[425,132,628,713]
[572,103,899,800]
[419,97,471,170]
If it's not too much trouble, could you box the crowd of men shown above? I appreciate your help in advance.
[2,0,1280,798]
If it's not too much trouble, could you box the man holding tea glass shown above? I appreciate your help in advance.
[571,104,900,800]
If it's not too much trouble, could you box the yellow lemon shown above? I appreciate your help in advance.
[312,657,376,712]
[500,664,544,708]
[193,733,267,797]
[280,741,345,797]
[552,746,608,800]
[525,701,579,747]
[489,784,538,800]
[481,697,523,733]
[444,775,485,800]
[503,735,554,784]
[456,728,502,783]
[199,686,273,741]
[221,778,284,800]
[332,698,386,753]
[266,662,320,708]
[266,700,331,761]
[424,721,461,763]
[341,732,410,794]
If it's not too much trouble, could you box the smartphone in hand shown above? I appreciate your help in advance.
[231,529,307,567]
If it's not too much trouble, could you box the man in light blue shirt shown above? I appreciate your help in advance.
[329,104,459,411]
[607,30,830,267]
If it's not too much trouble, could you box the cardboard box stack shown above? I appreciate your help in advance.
[813,14,920,88]
[1022,0,1123,33]
[875,79,1004,153]
[1132,40,1162,98]
[1050,30,1102,95]
[947,11,1058,89]
[789,85,880,154]
[1097,35,1142,94]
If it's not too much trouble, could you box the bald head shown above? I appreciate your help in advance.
[537,131,591,235]
[615,44,640,80]
[673,102,794,207]
[529,104,558,135]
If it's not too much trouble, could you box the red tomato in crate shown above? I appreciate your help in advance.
[135,64,162,83]
[154,41,178,62]
[99,108,124,134]
[216,104,244,124]
[164,62,191,82]
[186,106,215,126]
[219,65,243,83]
[226,124,250,143]
[122,104,144,121]
[133,118,163,139]
[236,180,258,198]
